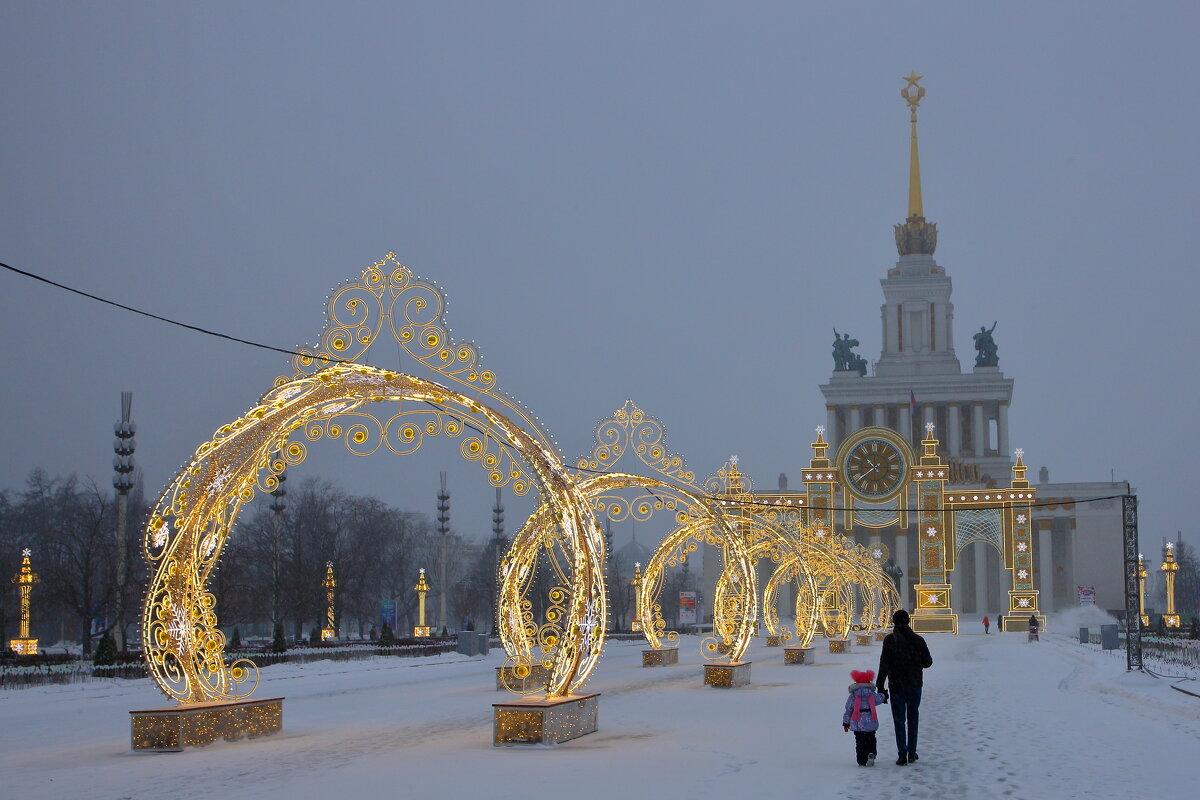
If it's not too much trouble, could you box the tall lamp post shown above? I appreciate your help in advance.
[112,391,136,651]
[437,472,450,635]
[268,470,287,630]
[492,487,505,635]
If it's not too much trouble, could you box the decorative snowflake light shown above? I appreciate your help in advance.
[1016,514,1027,524]
[580,600,601,650]
[1017,542,1027,552]
[816,425,826,436]
[925,422,935,435]
[1017,597,1031,608]
[21,548,31,558]
[926,527,938,538]
[729,455,739,466]
[1017,569,1028,579]
[1014,448,1024,459]
[168,605,191,646]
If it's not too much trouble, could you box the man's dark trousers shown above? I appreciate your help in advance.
[888,686,922,757]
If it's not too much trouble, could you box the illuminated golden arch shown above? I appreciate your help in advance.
[142,364,605,703]
[498,472,758,676]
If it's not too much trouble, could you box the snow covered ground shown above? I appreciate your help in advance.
[3,614,1197,800]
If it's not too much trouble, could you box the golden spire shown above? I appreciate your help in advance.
[901,71,925,218]
[894,72,937,257]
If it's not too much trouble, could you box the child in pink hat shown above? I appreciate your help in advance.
[842,668,888,766]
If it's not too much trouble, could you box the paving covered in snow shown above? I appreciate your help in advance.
[3,614,1197,800]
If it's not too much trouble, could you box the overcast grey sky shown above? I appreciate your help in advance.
[2,3,1197,552]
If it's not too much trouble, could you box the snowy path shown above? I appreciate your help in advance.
[2,630,1197,799]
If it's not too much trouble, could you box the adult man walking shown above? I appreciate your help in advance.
[876,609,934,766]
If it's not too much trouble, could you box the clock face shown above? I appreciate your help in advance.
[844,438,906,500]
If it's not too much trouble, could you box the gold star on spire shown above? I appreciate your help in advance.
[904,71,923,88]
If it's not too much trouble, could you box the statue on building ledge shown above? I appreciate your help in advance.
[973,322,999,367]
[832,328,868,376]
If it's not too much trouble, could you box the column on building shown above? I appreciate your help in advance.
[1038,519,1054,611]
[998,402,1010,457]
[899,403,911,444]
[884,304,900,355]
[975,540,988,615]
[849,406,862,436]
[972,402,986,457]
[947,403,961,457]
[874,404,886,429]
[826,406,838,451]
[895,532,910,610]
[923,404,935,436]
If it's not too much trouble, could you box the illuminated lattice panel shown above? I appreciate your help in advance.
[642,647,679,667]
[854,633,874,647]
[130,698,284,752]
[493,693,600,746]
[783,646,815,665]
[494,662,550,692]
[874,630,888,642]
[765,635,783,647]
[413,626,432,638]
[703,661,751,688]
[828,638,849,654]
[1164,615,1181,628]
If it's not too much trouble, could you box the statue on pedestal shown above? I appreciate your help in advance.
[832,329,868,376]
[973,322,999,367]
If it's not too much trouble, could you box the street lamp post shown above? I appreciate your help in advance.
[268,470,287,629]
[437,472,450,635]
[112,391,136,652]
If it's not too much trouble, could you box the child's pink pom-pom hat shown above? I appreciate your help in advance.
[850,669,875,683]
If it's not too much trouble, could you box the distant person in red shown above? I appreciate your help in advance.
[982,615,990,634]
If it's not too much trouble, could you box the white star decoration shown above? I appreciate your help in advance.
[326,561,333,569]
[926,527,938,538]
[1017,542,1028,552]
[937,471,945,478]
[872,548,883,559]
[1017,514,1027,524]
[926,593,942,605]
[21,548,31,558]
[730,455,739,465]
[1166,542,1175,551]
[815,529,827,539]
[825,473,834,480]
[816,425,826,435]
[1017,569,1028,579]
[916,471,924,479]
[1014,448,1024,459]
[925,422,935,435]
[1017,597,1031,608]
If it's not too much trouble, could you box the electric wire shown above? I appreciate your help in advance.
[0,260,1137,513]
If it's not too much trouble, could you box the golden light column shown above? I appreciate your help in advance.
[1137,553,1149,627]
[10,548,39,655]
[630,562,643,632]
[413,568,432,638]
[321,562,337,641]
[1162,543,1180,628]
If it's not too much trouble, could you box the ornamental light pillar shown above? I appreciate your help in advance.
[10,549,40,654]
[112,391,136,651]
[414,568,432,637]
[321,562,336,641]
[1137,553,1148,627]
[1162,543,1180,628]
[630,563,643,632]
